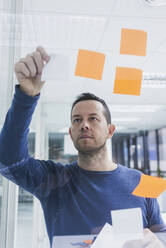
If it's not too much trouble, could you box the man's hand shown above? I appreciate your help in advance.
[123,229,164,248]
[14,46,50,97]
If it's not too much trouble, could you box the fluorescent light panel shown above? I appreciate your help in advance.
[109,105,165,113]
[143,0,166,6]
[113,118,140,122]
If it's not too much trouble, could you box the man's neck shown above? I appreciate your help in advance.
[77,149,117,172]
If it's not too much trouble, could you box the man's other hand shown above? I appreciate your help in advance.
[14,46,50,97]
[123,229,164,248]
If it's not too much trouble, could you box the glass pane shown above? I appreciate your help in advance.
[15,133,35,248]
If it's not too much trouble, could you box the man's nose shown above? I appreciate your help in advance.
[80,121,90,131]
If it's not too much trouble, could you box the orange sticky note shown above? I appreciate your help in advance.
[132,174,166,198]
[75,49,105,80]
[84,240,93,244]
[113,67,142,95]
[120,28,147,56]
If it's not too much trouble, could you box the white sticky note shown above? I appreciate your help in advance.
[41,53,69,81]
[111,208,143,243]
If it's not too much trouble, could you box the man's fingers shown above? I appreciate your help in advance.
[36,46,50,62]
[25,55,37,77]
[143,228,152,235]
[31,51,44,75]
[15,46,49,78]
[123,229,164,248]
[15,62,30,78]
[123,239,144,248]
[15,50,45,78]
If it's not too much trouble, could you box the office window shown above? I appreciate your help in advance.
[147,130,158,175]
[129,137,137,169]
[123,138,130,167]
[158,127,166,176]
[137,136,144,171]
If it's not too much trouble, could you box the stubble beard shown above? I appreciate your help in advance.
[75,140,107,158]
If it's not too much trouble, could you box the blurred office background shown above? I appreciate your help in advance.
[0,0,166,247]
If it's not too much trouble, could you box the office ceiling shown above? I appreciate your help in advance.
[1,0,166,133]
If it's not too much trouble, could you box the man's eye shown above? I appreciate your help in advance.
[90,117,97,121]
[73,118,81,123]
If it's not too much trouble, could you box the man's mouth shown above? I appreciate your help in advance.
[79,135,93,139]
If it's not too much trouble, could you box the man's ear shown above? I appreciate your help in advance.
[108,124,115,138]
[69,127,72,139]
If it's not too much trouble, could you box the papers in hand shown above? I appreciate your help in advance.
[92,208,143,248]
[52,208,143,248]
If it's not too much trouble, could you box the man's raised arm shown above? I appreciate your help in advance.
[0,47,50,165]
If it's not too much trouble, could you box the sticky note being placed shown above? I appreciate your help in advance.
[41,54,69,81]
[132,174,166,198]
[113,67,143,95]
[120,28,147,56]
[111,208,143,244]
[75,49,106,80]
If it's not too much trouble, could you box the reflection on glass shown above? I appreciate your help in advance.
[15,133,35,248]
[49,133,78,163]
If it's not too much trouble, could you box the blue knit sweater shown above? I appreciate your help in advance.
[0,85,165,246]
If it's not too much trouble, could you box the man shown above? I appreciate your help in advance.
[0,47,165,248]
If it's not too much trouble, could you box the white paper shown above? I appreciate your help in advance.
[92,208,144,248]
[41,53,69,81]
[111,208,144,243]
[91,223,114,248]
[52,208,144,248]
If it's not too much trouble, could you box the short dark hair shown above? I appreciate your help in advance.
[71,92,111,124]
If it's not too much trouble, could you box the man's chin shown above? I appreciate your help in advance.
[76,145,105,154]
[76,146,94,153]
[74,140,106,154]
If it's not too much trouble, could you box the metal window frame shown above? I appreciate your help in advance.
[0,0,23,248]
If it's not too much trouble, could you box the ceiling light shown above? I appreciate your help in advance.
[143,0,166,6]
[143,72,166,80]
[142,72,166,88]
[109,105,165,113]
[142,80,166,88]
[113,118,140,122]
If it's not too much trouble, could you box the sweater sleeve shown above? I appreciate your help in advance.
[0,85,39,165]
[147,198,166,232]
[0,87,69,198]
[0,157,68,199]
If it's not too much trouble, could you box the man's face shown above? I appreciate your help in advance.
[69,100,115,154]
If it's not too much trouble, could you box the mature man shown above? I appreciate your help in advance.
[0,47,165,248]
